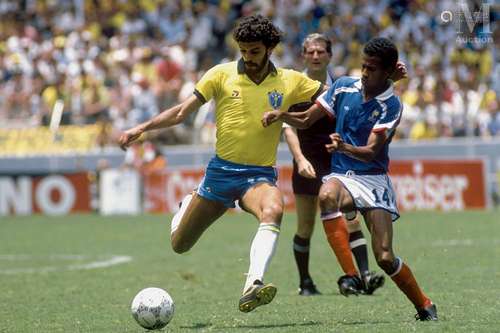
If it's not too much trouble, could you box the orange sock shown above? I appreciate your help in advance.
[391,261,431,309]
[322,215,358,276]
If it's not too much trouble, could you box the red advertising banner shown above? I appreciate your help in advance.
[389,159,487,210]
[143,159,487,213]
[143,169,205,213]
[0,172,91,215]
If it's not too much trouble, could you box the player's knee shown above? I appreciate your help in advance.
[318,187,339,211]
[261,202,283,222]
[375,251,395,273]
[170,235,191,254]
[171,242,190,254]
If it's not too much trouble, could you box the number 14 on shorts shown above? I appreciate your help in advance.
[372,188,392,206]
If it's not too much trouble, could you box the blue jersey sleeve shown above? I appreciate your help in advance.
[372,98,403,136]
[315,76,357,118]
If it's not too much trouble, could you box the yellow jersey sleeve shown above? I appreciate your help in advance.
[194,65,223,103]
[290,71,323,103]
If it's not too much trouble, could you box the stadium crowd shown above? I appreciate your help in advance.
[0,0,498,145]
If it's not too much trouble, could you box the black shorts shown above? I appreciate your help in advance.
[292,153,331,196]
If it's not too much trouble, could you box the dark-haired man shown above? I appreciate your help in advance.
[263,37,437,321]
[119,15,324,313]
[283,33,384,297]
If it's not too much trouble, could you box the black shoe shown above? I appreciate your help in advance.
[238,280,277,313]
[299,279,321,296]
[361,271,385,295]
[415,303,438,321]
[337,275,363,297]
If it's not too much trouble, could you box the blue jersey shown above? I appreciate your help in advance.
[316,76,402,174]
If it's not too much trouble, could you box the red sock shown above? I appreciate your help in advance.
[391,262,432,309]
[322,215,358,276]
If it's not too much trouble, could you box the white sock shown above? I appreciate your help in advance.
[243,223,280,292]
[171,193,193,235]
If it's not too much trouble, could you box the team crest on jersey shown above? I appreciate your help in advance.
[268,90,284,110]
[368,110,380,122]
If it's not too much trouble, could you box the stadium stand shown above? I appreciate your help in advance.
[0,124,103,156]
[0,0,498,156]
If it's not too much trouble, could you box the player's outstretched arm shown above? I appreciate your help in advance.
[282,127,316,179]
[119,95,202,150]
[262,104,324,129]
[326,131,387,162]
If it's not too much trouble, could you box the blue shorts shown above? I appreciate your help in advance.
[197,156,278,208]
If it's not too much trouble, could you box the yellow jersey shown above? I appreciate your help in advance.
[194,60,322,166]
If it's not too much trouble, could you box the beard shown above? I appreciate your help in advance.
[244,53,269,74]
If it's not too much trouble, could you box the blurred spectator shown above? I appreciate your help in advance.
[128,75,159,127]
[140,141,168,175]
[158,6,187,45]
[40,78,73,126]
[81,77,110,124]
[123,140,167,175]
[489,110,500,136]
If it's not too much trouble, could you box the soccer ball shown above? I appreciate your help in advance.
[131,287,174,330]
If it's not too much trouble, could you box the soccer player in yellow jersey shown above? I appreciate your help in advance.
[119,15,323,313]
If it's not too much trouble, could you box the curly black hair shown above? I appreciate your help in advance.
[363,37,398,70]
[233,15,283,49]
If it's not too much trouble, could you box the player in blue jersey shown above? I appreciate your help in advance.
[262,37,437,321]
[283,33,385,297]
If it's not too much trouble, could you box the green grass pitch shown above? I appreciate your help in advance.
[1,210,499,332]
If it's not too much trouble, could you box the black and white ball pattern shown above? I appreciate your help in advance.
[131,287,174,330]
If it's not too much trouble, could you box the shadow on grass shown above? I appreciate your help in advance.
[180,321,322,330]
[179,322,211,329]
[338,319,396,326]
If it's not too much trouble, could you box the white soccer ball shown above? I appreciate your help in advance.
[131,287,175,330]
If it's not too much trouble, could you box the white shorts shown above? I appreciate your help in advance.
[323,171,400,221]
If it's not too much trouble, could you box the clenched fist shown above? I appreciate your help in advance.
[118,127,144,150]
[325,133,343,153]
[261,110,283,127]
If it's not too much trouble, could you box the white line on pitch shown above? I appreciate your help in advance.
[0,255,133,274]
[432,239,500,247]
[67,255,132,270]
